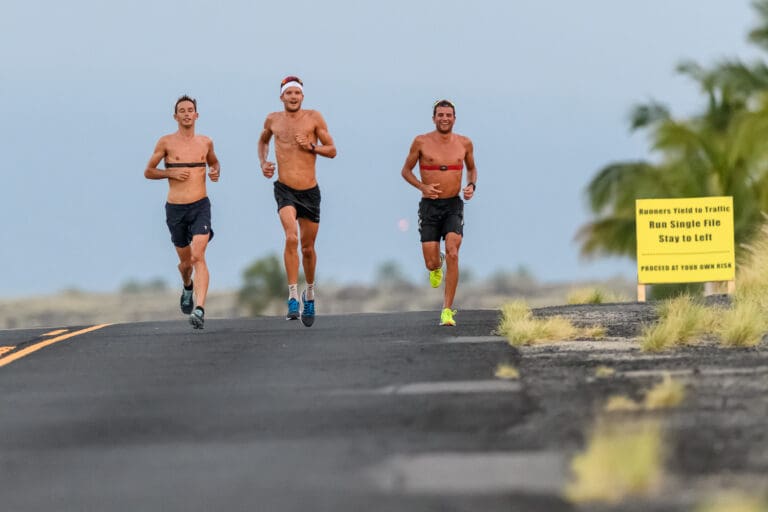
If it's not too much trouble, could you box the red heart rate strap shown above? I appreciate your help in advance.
[419,164,464,171]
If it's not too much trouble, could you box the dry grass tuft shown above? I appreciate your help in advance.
[695,491,768,512]
[567,287,625,305]
[497,300,532,324]
[497,301,604,346]
[604,395,642,412]
[643,373,686,410]
[494,364,520,380]
[594,366,615,378]
[565,419,663,504]
[582,325,607,339]
[640,295,712,352]
[735,220,768,310]
[603,374,685,412]
[716,301,768,348]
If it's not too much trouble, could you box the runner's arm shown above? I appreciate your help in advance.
[402,137,440,199]
[258,116,276,178]
[313,112,337,158]
[401,138,423,190]
[463,138,477,200]
[207,138,220,182]
[144,138,169,180]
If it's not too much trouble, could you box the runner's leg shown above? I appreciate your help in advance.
[175,245,193,287]
[422,241,442,271]
[443,232,462,309]
[298,218,319,286]
[279,206,300,286]
[189,233,210,308]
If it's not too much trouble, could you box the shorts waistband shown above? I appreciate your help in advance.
[165,196,210,208]
[420,196,463,204]
[275,181,320,194]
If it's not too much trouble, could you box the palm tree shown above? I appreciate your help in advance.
[577,1,768,270]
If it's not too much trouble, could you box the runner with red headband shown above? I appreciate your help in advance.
[401,99,478,326]
[258,76,337,326]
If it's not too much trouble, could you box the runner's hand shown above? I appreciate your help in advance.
[294,134,313,151]
[170,168,190,181]
[421,183,441,199]
[261,161,276,179]
[209,165,220,182]
[463,184,474,200]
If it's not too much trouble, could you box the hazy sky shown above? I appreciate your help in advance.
[1,1,761,297]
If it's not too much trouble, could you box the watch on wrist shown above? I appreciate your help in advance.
[468,181,476,191]
[310,143,316,153]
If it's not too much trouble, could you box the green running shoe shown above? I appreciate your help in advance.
[439,308,457,326]
[429,252,445,288]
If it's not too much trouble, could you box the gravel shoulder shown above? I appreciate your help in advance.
[517,298,768,510]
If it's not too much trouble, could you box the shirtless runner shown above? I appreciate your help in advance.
[144,95,220,329]
[258,76,337,326]
[401,99,478,326]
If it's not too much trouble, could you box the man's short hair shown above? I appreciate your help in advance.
[174,95,197,113]
[433,99,456,117]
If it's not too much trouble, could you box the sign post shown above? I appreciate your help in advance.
[635,196,735,301]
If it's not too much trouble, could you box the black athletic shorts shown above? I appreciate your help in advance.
[418,196,464,242]
[165,196,214,248]
[274,181,321,223]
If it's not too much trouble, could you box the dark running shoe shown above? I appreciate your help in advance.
[189,307,204,329]
[287,298,300,320]
[301,290,315,327]
[180,283,194,315]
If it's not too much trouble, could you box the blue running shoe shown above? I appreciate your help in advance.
[287,298,300,320]
[301,290,315,327]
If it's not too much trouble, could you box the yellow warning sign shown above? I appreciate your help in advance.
[636,197,735,284]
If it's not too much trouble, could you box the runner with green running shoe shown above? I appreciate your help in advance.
[400,100,477,326]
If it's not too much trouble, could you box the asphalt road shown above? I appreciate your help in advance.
[0,311,570,512]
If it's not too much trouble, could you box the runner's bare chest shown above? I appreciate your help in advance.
[165,137,209,164]
[272,113,315,144]
[420,138,466,169]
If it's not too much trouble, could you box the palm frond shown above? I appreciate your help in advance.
[575,216,638,260]
[585,161,655,214]
[629,101,670,131]
[748,0,768,51]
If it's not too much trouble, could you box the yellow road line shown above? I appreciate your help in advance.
[0,346,15,356]
[42,329,69,337]
[0,324,111,368]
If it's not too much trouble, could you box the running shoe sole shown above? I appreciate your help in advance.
[301,290,315,327]
[189,311,204,329]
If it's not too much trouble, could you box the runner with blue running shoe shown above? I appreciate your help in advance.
[258,76,337,326]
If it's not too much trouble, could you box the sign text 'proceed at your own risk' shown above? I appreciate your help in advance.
[636,197,735,284]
